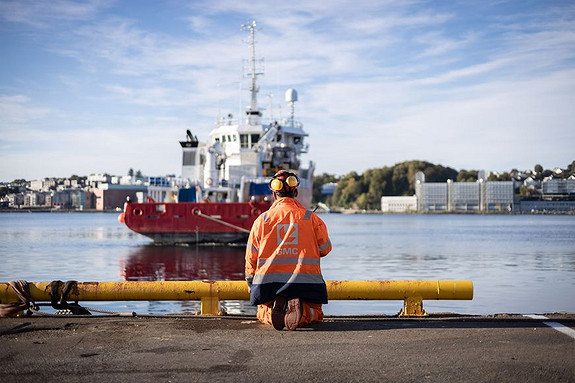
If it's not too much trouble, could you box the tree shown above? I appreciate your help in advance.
[488,172,511,181]
[135,170,143,178]
[425,164,458,183]
[356,193,368,210]
[314,161,461,210]
[541,169,553,179]
[312,173,339,205]
[534,164,543,173]
[332,172,361,208]
[128,168,134,177]
[567,161,575,176]
[457,170,478,182]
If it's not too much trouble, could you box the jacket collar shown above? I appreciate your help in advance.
[271,196,304,209]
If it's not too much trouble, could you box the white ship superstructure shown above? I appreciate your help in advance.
[177,21,314,206]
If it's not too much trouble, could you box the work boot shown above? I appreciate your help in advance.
[284,298,302,331]
[271,295,287,330]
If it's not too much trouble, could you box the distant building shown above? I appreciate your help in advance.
[542,178,575,197]
[92,183,147,210]
[522,177,540,189]
[416,181,448,212]
[515,200,575,213]
[64,178,79,188]
[24,192,48,207]
[480,181,514,212]
[7,194,24,208]
[381,196,417,213]
[448,180,480,212]
[87,174,111,188]
[415,171,514,213]
[52,190,86,209]
[29,180,44,191]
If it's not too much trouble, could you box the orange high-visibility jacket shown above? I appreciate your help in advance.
[245,197,332,305]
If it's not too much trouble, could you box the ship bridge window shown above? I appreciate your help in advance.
[250,134,260,145]
[232,134,237,142]
[293,137,301,144]
[183,152,195,165]
[227,135,232,142]
[240,134,249,148]
[276,134,282,142]
[222,135,226,142]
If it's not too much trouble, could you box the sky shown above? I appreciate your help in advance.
[1,0,574,182]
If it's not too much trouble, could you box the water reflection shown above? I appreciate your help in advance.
[122,245,246,281]
[121,245,254,315]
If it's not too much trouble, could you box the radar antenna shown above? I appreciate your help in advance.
[285,89,298,126]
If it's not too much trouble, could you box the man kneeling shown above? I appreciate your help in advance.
[245,170,332,330]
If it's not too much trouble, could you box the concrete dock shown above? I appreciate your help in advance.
[1,313,574,382]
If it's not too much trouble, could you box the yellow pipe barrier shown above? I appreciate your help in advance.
[0,280,473,317]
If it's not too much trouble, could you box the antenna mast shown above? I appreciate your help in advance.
[241,21,263,125]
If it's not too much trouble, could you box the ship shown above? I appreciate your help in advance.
[119,21,314,244]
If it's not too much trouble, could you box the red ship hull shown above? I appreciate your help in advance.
[120,201,271,244]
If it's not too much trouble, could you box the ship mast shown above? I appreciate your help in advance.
[242,21,262,125]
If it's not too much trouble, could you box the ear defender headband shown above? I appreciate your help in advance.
[269,171,300,192]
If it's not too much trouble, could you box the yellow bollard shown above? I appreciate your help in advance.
[0,280,473,317]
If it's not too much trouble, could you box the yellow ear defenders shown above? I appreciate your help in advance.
[285,175,299,187]
[269,172,299,192]
[270,178,285,192]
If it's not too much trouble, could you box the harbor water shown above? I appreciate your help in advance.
[0,212,574,316]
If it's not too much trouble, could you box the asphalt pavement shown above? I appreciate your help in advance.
[1,313,574,382]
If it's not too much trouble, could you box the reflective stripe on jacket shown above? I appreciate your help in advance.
[245,197,332,305]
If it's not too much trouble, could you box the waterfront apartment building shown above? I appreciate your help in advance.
[415,182,448,212]
[448,180,480,211]
[515,177,575,212]
[415,172,514,213]
[542,178,575,196]
[480,180,514,211]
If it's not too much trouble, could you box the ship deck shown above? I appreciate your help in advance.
[1,313,574,382]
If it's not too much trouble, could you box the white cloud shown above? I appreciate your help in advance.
[0,0,110,28]
[1,1,574,181]
[0,95,53,125]
[310,67,575,174]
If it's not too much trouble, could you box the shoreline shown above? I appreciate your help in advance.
[1,208,574,215]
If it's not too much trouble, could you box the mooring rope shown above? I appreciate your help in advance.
[0,279,141,317]
[196,211,250,233]
[0,280,39,317]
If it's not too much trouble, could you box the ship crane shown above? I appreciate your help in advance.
[186,129,198,143]
[252,122,280,153]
